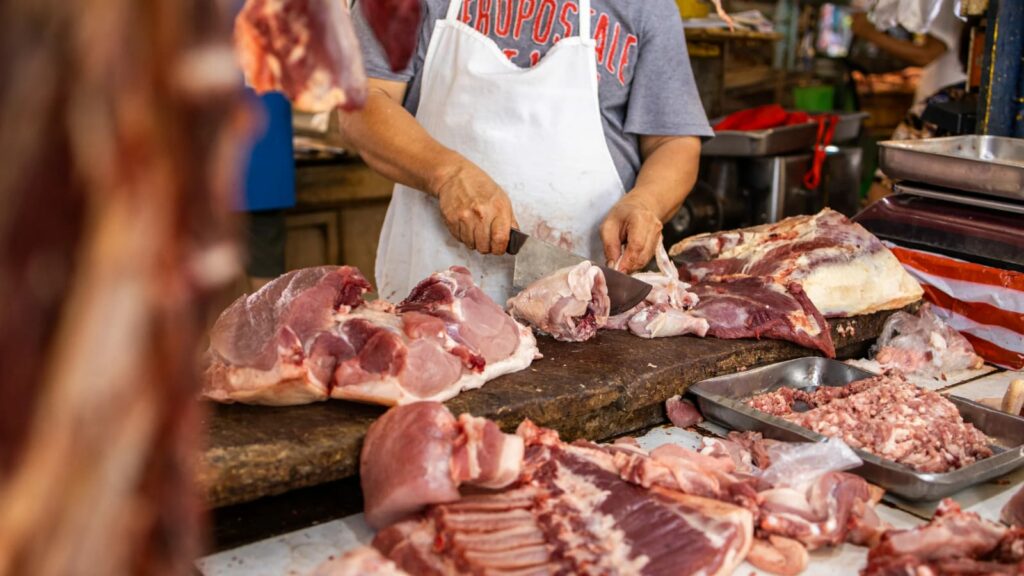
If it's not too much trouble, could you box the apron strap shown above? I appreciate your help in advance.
[446,0,591,39]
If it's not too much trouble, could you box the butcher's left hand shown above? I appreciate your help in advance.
[600,195,663,273]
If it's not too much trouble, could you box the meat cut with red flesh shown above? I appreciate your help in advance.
[864,499,1024,575]
[372,416,754,576]
[360,0,422,71]
[234,0,367,112]
[689,277,835,357]
[748,373,994,473]
[505,261,610,342]
[665,395,703,428]
[670,208,922,318]
[203,265,538,406]
[1004,485,1024,527]
[360,403,524,529]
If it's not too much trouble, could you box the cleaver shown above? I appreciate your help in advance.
[507,229,652,316]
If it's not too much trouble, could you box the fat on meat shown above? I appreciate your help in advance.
[871,303,984,378]
[360,403,524,529]
[234,0,367,112]
[311,547,409,575]
[371,415,754,576]
[203,265,538,406]
[505,261,610,342]
[1004,484,1024,527]
[670,208,922,317]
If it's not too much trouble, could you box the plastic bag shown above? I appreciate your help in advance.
[867,0,945,34]
[759,437,862,491]
[873,303,983,377]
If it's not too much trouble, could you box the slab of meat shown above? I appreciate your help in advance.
[204,265,538,406]
[863,499,1024,575]
[748,373,993,473]
[872,303,984,378]
[1004,485,1024,527]
[689,276,835,357]
[361,403,524,529]
[670,208,922,318]
[373,418,754,576]
[360,0,422,71]
[508,243,706,342]
[505,261,610,342]
[665,395,703,428]
[235,0,367,112]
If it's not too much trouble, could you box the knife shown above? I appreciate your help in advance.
[506,229,652,316]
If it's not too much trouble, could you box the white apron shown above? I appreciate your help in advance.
[374,0,625,304]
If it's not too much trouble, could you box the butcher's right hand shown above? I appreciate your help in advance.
[433,161,518,255]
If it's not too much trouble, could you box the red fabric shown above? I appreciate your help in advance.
[714,105,812,131]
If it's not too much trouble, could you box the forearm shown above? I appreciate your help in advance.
[627,136,701,221]
[336,86,464,197]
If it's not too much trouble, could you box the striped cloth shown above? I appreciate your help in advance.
[887,244,1024,369]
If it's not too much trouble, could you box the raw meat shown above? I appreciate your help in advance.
[361,403,524,529]
[666,396,703,428]
[508,242,706,342]
[312,547,409,575]
[864,499,1024,575]
[360,0,422,71]
[373,417,754,576]
[747,535,809,576]
[204,265,538,406]
[505,261,609,342]
[872,303,984,377]
[670,208,922,318]
[689,277,835,357]
[748,373,993,473]
[1004,484,1024,527]
[235,0,367,112]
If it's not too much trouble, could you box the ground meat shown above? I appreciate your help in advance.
[748,373,993,473]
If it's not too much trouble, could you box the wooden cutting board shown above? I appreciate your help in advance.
[200,308,903,508]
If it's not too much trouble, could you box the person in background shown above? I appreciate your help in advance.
[240,92,296,291]
[851,0,966,202]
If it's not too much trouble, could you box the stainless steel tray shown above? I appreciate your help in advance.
[703,112,868,157]
[689,357,1024,501]
[879,135,1024,200]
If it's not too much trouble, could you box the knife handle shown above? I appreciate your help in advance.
[507,228,527,256]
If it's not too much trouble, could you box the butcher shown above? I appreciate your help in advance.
[338,0,712,303]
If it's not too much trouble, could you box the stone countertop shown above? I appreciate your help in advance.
[200,311,894,509]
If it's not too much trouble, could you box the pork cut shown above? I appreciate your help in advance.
[505,261,610,342]
[360,0,422,71]
[312,547,410,575]
[361,402,524,529]
[670,208,922,318]
[748,373,993,473]
[665,396,703,428]
[863,499,1024,575]
[204,265,538,406]
[234,0,367,112]
[373,417,754,576]
[871,303,984,378]
[1004,485,1024,527]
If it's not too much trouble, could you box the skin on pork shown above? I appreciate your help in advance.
[506,261,610,342]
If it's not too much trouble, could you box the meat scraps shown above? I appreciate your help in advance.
[234,0,367,111]
[360,402,524,529]
[204,265,538,406]
[508,242,707,342]
[872,303,984,378]
[665,395,703,428]
[505,261,610,342]
[863,499,1024,575]
[748,373,993,473]
[364,404,754,576]
[670,208,922,318]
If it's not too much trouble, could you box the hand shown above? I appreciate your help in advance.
[600,195,663,273]
[850,12,876,39]
[433,161,518,255]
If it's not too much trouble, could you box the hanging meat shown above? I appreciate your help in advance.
[235,0,368,111]
[0,0,248,574]
[361,0,422,71]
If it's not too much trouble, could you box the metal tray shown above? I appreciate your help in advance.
[703,112,868,157]
[879,135,1024,200]
[689,357,1024,501]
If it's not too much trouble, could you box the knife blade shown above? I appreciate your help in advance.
[507,229,652,316]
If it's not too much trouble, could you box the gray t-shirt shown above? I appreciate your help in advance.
[351,0,713,190]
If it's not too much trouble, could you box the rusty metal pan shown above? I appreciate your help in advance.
[689,357,1024,501]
